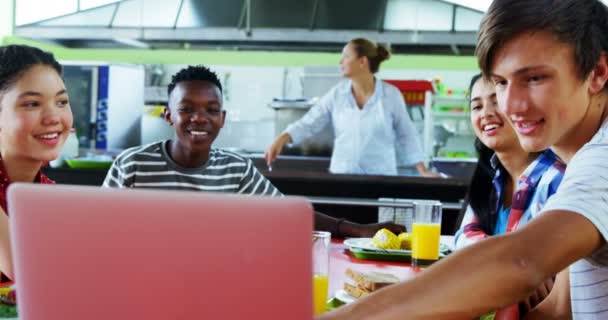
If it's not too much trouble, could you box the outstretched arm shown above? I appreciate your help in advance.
[314,211,405,238]
[318,210,603,320]
[264,133,292,167]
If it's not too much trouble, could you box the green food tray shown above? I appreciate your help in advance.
[65,159,113,169]
[348,247,450,263]
[0,303,17,318]
[326,297,346,311]
[349,247,412,262]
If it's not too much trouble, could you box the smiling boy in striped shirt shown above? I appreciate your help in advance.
[103,65,404,238]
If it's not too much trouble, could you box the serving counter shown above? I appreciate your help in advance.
[42,155,469,234]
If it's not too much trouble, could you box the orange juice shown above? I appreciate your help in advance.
[313,273,329,315]
[412,223,441,260]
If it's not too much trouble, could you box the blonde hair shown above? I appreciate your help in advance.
[349,38,391,73]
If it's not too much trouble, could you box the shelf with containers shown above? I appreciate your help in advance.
[384,80,476,169]
[384,80,434,161]
[432,93,476,158]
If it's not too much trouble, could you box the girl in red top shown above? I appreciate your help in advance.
[0,45,73,282]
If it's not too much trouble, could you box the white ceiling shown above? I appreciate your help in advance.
[17,0,608,26]
[16,0,120,25]
[443,0,608,12]
[441,0,490,12]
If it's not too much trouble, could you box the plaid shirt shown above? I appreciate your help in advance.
[455,149,565,249]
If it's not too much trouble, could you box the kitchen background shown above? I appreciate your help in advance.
[144,64,478,157]
[1,0,511,176]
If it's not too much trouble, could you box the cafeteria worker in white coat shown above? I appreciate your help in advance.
[265,38,437,177]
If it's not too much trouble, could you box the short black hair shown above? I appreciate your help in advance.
[167,65,222,96]
[0,44,62,95]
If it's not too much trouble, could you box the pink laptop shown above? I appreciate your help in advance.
[8,183,313,320]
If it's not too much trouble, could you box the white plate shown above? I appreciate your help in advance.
[334,289,357,304]
[343,238,450,254]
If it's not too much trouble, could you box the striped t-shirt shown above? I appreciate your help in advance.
[543,119,608,319]
[102,140,281,196]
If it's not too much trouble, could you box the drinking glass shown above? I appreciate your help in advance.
[411,200,442,268]
[312,231,330,315]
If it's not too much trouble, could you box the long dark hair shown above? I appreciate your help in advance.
[454,74,497,234]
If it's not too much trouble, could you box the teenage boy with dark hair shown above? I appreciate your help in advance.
[104,65,404,238]
[319,0,608,319]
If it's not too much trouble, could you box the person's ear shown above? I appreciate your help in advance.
[220,110,226,128]
[359,56,369,70]
[589,52,608,94]
[163,106,173,126]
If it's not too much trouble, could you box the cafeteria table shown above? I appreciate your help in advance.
[328,236,455,300]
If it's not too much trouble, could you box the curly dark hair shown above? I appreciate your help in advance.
[0,45,62,95]
[167,65,222,96]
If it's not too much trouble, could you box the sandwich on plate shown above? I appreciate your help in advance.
[343,268,399,298]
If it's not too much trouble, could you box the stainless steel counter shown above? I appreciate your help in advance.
[248,153,477,180]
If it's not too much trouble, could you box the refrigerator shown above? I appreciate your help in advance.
[62,63,144,151]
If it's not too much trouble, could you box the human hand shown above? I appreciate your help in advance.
[415,162,443,178]
[420,169,442,178]
[346,221,406,238]
[520,277,555,315]
[263,144,279,168]
[264,134,290,167]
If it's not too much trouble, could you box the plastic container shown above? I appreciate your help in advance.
[63,128,79,158]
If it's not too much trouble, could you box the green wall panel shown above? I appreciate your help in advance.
[2,36,478,70]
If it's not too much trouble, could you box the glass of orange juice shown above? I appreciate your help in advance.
[312,231,330,315]
[411,200,442,268]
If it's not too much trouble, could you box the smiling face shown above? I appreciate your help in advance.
[165,80,225,164]
[470,77,520,152]
[489,31,607,156]
[0,65,73,163]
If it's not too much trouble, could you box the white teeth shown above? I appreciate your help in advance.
[37,133,59,139]
[520,122,536,128]
[190,131,208,136]
[483,124,499,131]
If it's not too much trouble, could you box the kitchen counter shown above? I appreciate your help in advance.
[42,166,108,186]
[42,155,470,234]
[42,155,468,200]
[260,169,467,234]
[261,169,467,200]
[248,153,477,180]
[248,153,332,173]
